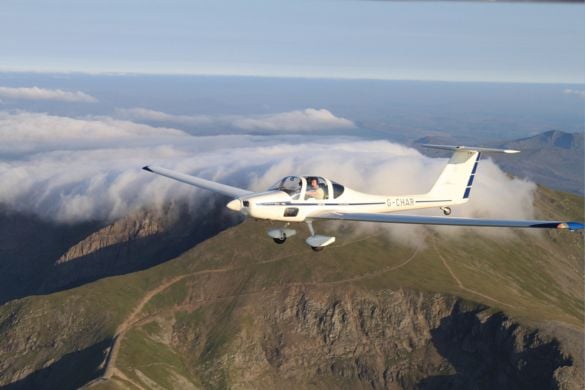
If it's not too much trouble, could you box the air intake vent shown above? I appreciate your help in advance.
[284,207,299,217]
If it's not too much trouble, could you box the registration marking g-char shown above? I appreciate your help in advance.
[386,197,414,207]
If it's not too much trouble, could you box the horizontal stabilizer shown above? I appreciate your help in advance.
[313,212,584,231]
[421,144,520,154]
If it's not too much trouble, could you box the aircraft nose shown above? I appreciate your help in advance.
[226,199,242,212]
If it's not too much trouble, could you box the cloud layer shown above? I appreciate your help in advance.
[0,86,97,103]
[233,108,355,131]
[0,110,536,245]
[116,107,355,132]
[563,89,585,98]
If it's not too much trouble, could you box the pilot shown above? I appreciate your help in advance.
[305,177,325,200]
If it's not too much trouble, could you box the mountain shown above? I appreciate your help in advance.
[493,130,584,195]
[0,207,101,305]
[0,201,240,305]
[414,130,585,195]
[0,187,582,389]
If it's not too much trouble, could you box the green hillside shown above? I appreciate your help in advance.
[0,188,583,389]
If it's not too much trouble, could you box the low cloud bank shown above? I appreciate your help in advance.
[0,86,97,103]
[233,108,354,131]
[116,107,355,132]
[0,111,186,154]
[563,89,585,98]
[0,110,536,245]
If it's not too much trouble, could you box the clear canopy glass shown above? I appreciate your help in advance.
[268,176,302,198]
[269,176,345,200]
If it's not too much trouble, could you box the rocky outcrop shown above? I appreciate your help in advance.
[37,201,239,295]
[1,286,579,389]
[0,199,241,304]
[170,288,580,389]
[57,208,170,264]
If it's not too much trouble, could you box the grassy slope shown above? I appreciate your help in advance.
[0,187,582,388]
[104,188,583,388]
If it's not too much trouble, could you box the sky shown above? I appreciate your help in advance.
[0,0,583,83]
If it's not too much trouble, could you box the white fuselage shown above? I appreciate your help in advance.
[240,186,461,223]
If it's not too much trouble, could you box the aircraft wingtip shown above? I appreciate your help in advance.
[557,222,584,231]
[142,166,153,172]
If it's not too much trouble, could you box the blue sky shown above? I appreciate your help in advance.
[0,0,583,83]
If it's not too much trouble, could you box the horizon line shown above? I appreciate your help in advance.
[0,68,582,86]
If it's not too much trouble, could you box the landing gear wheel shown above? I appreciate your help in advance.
[273,237,286,244]
[311,246,324,252]
[441,207,452,216]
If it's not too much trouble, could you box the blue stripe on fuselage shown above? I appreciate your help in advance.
[256,201,386,206]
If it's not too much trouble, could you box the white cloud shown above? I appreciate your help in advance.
[116,107,214,126]
[563,89,585,98]
[0,111,187,154]
[0,86,98,103]
[233,108,355,131]
[116,107,355,132]
[0,110,537,247]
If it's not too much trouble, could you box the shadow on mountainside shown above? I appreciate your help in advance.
[0,207,102,305]
[419,303,573,389]
[1,338,112,390]
[0,200,240,305]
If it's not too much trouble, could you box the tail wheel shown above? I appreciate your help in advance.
[311,246,324,252]
[273,237,286,244]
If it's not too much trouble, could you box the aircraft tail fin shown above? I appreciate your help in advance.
[422,144,519,203]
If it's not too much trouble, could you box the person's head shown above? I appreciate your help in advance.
[310,178,318,188]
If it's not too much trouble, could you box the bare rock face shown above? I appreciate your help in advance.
[56,208,169,264]
[0,197,240,304]
[37,200,239,295]
[259,289,451,388]
[0,286,579,390]
[170,287,579,389]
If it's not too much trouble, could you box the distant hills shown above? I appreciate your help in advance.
[414,130,585,195]
[494,130,584,195]
[0,186,582,388]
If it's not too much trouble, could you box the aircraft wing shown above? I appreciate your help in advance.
[311,212,584,231]
[143,166,253,198]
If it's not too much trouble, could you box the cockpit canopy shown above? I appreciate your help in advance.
[269,176,302,197]
[268,176,345,200]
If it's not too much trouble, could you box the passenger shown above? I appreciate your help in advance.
[305,177,325,200]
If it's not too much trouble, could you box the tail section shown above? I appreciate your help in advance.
[427,149,480,203]
[423,144,519,204]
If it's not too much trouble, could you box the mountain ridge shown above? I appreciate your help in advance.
[0,186,582,389]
